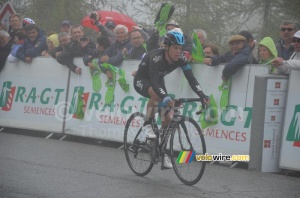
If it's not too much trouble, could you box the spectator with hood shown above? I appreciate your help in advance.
[258,37,278,73]
[42,33,59,56]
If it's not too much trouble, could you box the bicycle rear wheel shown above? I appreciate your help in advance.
[124,112,153,176]
[170,116,206,186]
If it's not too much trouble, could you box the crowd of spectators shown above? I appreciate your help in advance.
[0,13,299,80]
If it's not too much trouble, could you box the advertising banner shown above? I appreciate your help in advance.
[261,78,288,172]
[64,60,146,142]
[64,59,269,155]
[0,57,272,156]
[280,70,300,171]
[0,58,69,133]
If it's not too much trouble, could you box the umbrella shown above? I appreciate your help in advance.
[81,10,137,32]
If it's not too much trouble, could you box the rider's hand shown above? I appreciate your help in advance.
[161,96,173,107]
[200,94,210,108]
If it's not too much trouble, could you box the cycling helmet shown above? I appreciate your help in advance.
[22,18,35,29]
[22,18,35,25]
[163,30,185,46]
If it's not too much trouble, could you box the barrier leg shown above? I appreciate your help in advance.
[45,133,54,139]
[59,135,67,141]
[0,127,4,132]
[118,145,124,150]
[230,162,239,168]
[210,161,217,165]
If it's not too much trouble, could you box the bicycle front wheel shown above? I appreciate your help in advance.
[170,116,206,186]
[124,112,153,176]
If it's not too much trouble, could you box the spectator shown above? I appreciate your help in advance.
[42,33,59,56]
[22,18,35,29]
[7,30,26,63]
[239,30,259,63]
[202,44,220,65]
[16,24,47,64]
[49,32,71,58]
[97,24,131,82]
[276,20,296,60]
[0,30,12,72]
[89,12,116,44]
[194,28,207,47]
[272,30,300,73]
[56,25,96,75]
[122,29,147,60]
[0,22,7,31]
[100,24,132,66]
[147,20,193,53]
[258,37,277,73]
[84,36,110,69]
[7,14,24,42]
[60,20,71,33]
[105,20,116,32]
[203,44,219,57]
[208,35,251,81]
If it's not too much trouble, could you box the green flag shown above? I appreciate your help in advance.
[218,79,231,110]
[199,94,219,129]
[102,63,129,93]
[154,3,175,37]
[192,31,204,63]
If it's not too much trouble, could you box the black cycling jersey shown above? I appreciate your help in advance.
[134,48,206,99]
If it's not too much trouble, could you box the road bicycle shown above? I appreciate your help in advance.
[123,98,206,186]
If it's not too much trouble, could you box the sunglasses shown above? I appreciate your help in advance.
[292,38,300,43]
[281,28,294,32]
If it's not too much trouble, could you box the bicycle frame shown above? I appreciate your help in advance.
[124,97,206,185]
[150,105,194,170]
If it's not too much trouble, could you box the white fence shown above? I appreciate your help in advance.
[0,57,298,171]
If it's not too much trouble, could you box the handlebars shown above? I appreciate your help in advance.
[175,98,208,115]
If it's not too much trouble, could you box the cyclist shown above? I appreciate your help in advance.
[133,29,209,169]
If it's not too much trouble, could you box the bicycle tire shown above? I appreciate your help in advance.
[124,112,154,176]
[170,116,206,186]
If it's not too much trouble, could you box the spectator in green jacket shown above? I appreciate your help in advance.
[258,37,277,73]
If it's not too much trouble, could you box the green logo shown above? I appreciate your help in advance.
[0,81,12,107]
[286,104,300,142]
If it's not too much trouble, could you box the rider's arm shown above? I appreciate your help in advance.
[149,59,168,100]
[181,64,207,99]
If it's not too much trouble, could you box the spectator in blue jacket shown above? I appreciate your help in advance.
[16,24,47,63]
[56,25,96,75]
[84,36,110,69]
[275,20,296,60]
[206,35,252,81]
[7,30,26,63]
[100,24,132,67]
[122,29,147,60]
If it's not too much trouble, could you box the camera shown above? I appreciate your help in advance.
[90,13,97,20]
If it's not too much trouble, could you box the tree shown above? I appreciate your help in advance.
[4,0,299,51]
[127,0,299,52]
